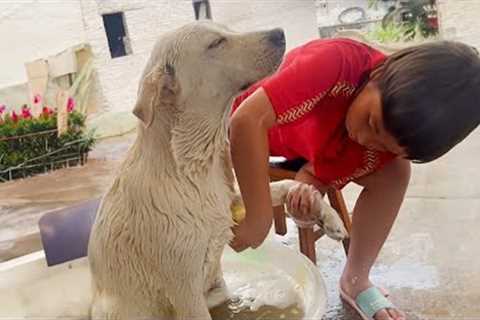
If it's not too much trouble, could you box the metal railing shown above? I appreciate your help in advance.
[0,130,90,182]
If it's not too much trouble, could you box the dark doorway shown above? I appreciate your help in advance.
[102,12,130,58]
[193,0,212,20]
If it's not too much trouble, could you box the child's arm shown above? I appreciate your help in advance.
[295,163,328,194]
[229,88,276,252]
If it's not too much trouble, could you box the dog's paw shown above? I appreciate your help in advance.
[206,280,230,309]
[321,209,349,241]
[269,179,299,206]
[312,195,349,241]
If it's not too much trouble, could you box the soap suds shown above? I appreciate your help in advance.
[222,259,303,312]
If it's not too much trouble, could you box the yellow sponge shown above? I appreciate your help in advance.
[231,203,246,223]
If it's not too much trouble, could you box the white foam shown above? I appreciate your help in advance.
[222,258,303,311]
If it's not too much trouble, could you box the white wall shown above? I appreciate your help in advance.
[211,0,318,50]
[0,0,85,88]
[0,0,318,136]
[79,0,195,116]
[81,0,319,136]
[82,0,319,115]
[438,0,480,48]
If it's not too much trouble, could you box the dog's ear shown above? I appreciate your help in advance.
[133,63,177,128]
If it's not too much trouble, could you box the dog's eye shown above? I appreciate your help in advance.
[207,37,227,50]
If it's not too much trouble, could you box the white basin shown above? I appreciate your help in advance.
[0,240,327,318]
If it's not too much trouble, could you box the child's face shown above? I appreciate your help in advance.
[346,82,406,156]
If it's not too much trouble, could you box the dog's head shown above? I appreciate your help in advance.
[133,21,286,127]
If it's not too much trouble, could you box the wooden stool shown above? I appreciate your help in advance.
[269,159,352,264]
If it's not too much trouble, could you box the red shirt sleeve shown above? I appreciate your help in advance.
[262,43,344,124]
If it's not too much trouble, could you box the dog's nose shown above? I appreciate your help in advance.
[267,29,285,48]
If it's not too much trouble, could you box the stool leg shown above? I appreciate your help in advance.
[298,227,316,264]
[327,188,352,255]
[273,205,287,235]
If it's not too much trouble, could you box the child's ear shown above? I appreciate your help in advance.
[370,64,384,81]
[133,63,178,128]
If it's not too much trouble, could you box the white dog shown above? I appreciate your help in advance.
[88,21,347,320]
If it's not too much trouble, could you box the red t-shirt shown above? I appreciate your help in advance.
[232,38,396,189]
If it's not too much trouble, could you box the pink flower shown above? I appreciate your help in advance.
[42,106,55,118]
[21,105,32,119]
[33,94,42,104]
[0,104,6,114]
[67,97,75,112]
[11,111,19,123]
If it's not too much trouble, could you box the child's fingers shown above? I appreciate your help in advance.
[286,189,293,214]
[299,184,314,216]
[230,222,249,251]
[299,194,309,217]
[287,183,317,224]
[287,185,301,216]
[292,191,302,216]
[230,239,249,252]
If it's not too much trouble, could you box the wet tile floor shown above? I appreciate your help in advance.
[1,131,480,319]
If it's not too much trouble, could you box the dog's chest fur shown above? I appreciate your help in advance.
[89,137,235,269]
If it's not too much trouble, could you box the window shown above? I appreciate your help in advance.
[193,0,212,20]
[102,12,132,58]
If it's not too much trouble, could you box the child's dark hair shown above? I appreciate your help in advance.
[375,41,480,163]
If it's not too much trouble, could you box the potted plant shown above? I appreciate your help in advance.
[0,97,96,182]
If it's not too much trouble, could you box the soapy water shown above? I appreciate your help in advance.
[211,256,306,319]
[210,300,303,320]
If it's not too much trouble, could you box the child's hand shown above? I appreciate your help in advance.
[230,213,272,252]
[286,183,320,227]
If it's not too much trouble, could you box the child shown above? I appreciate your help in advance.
[228,38,480,320]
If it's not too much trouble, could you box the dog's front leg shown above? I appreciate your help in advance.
[206,277,229,309]
[167,277,212,320]
[269,179,299,206]
[269,180,348,241]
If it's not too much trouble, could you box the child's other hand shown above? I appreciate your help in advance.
[230,214,272,252]
[286,183,320,227]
